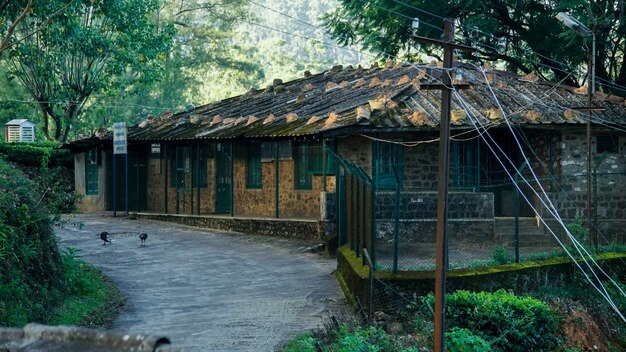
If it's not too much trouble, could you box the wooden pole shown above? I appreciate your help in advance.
[434,18,454,352]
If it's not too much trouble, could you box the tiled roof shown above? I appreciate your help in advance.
[69,61,626,146]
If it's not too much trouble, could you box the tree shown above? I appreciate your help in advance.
[323,0,626,94]
[5,0,173,142]
[0,0,32,55]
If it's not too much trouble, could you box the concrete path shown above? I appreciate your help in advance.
[55,214,348,352]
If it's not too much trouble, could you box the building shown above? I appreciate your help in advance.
[4,119,35,143]
[65,62,626,246]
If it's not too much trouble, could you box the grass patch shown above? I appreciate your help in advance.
[48,248,124,327]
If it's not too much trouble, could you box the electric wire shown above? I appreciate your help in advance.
[454,68,626,317]
[472,64,626,304]
[454,88,626,320]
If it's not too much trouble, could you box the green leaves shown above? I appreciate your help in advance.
[7,0,174,142]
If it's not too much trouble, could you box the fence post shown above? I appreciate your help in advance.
[393,173,400,272]
[514,185,520,263]
[513,161,528,263]
[370,184,376,268]
[363,248,374,324]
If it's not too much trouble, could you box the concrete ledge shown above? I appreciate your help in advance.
[134,212,326,242]
[337,245,626,309]
[0,323,177,352]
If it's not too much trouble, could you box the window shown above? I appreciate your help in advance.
[597,135,619,154]
[373,141,403,189]
[169,145,209,188]
[294,143,311,189]
[308,141,335,175]
[246,143,262,188]
[85,148,98,195]
[452,140,480,189]
[197,145,209,188]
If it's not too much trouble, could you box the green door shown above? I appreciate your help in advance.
[215,143,232,213]
[175,146,192,213]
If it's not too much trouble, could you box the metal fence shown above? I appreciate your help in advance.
[329,147,626,272]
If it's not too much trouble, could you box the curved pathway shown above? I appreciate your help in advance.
[56,214,348,351]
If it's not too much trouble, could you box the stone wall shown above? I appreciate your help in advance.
[374,191,495,242]
[144,153,215,215]
[232,145,335,220]
[546,131,626,241]
[136,213,325,241]
[336,133,440,190]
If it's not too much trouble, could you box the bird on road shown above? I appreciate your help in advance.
[100,231,111,245]
[139,233,148,246]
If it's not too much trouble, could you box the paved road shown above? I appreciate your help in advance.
[56,214,348,351]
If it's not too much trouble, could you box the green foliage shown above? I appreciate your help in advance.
[323,0,626,95]
[0,157,64,326]
[566,212,589,247]
[490,245,513,265]
[0,142,77,214]
[0,158,115,327]
[283,332,318,352]
[6,0,174,142]
[330,324,391,352]
[446,327,493,352]
[439,290,560,352]
[0,142,72,167]
[48,247,124,327]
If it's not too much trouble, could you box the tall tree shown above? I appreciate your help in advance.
[323,0,626,93]
[5,0,173,142]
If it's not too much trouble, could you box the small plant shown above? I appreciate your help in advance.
[490,245,513,265]
[566,212,589,247]
[446,327,492,352]
[282,332,317,352]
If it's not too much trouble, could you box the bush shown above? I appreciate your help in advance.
[446,327,492,352]
[0,141,72,168]
[442,290,560,352]
[0,157,65,326]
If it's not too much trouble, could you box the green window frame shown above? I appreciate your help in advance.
[451,139,481,189]
[169,145,209,188]
[294,143,312,189]
[373,141,403,189]
[85,148,98,195]
[197,145,209,188]
[308,141,335,175]
[246,143,262,189]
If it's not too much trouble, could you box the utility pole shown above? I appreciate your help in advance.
[556,13,602,247]
[412,18,475,352]
[434,19,454,352]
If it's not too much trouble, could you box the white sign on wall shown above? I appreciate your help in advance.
[151,143,161,154]
[113,122,127,155]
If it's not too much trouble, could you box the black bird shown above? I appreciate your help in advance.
[139,233,148,246]
[100,231,111,245]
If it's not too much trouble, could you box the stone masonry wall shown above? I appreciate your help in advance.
[232,144,335,220]
[336,133,440,191]
[542,131,626,242]
[145,152,215,215]
[374,191,495,243]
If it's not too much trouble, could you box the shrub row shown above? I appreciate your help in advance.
[0,142,73,167]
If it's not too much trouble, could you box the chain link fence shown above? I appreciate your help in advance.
[329,146,626,272]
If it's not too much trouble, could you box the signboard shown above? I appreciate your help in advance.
[113,122,127,155]
[151,143,161,154]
